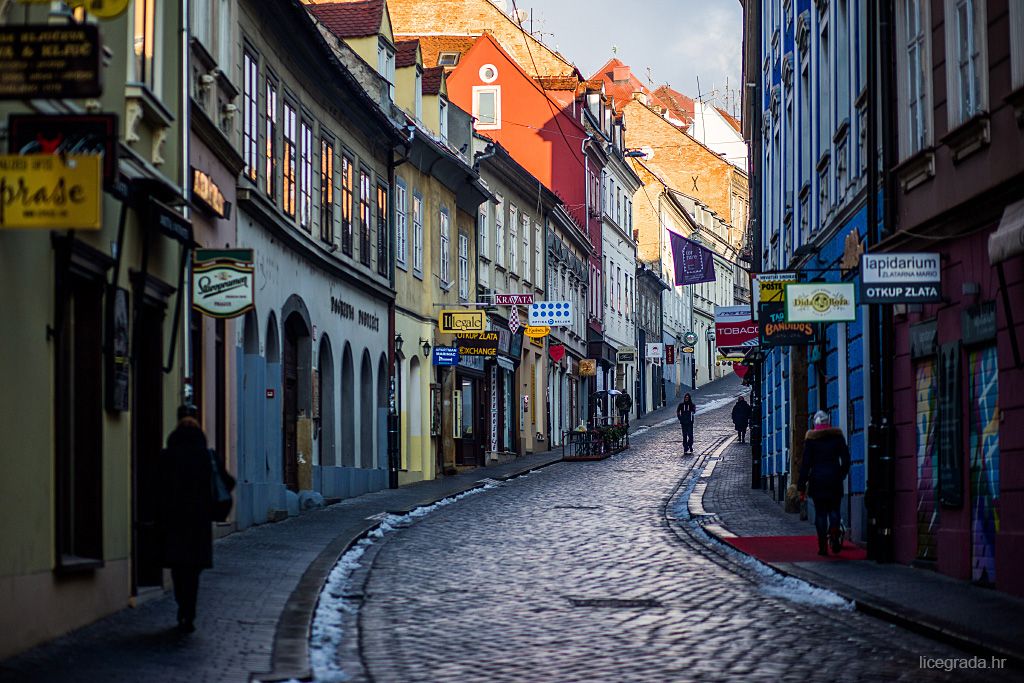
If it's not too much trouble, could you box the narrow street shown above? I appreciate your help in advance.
[316,398,1007,682]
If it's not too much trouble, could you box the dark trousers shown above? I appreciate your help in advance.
[680,422,694,451]
[812,497,842,539]
[736,428,747,442]
[171,565,202,622]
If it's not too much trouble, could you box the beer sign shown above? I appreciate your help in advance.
[192,249,255,318]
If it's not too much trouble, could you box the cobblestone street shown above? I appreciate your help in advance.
[328,400,1015,683]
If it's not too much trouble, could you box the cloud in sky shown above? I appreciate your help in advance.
[516,0,742,107]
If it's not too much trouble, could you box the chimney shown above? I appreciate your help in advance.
[612,66,630,83]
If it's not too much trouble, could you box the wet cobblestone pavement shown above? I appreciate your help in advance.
[332,403,1019,683]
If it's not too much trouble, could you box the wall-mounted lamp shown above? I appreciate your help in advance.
[420,338,431,357]
[395,333,404,356]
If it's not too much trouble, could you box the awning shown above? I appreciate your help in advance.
[989,198,1024,265]
[496,356,516,371]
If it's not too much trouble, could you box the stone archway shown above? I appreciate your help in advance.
[318,336,336,467]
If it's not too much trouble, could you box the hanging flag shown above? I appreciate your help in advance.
[508,305,520,334]
[669,231,717,285]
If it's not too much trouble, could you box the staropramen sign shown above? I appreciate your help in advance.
[192,249,255,318]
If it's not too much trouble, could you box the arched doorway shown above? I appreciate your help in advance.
[408,356,422,472]
[360,351,373,468]
[341,343,355,467]
[318,336,336,467]
[282,312,310,492]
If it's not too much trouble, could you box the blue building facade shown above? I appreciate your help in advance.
[756,0,876,541]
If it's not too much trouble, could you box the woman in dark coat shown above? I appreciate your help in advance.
[731,396,752,443]
[159,406,214,633]
[797,410,851,556]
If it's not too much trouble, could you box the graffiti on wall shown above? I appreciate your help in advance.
[969,346,1000,585]
[915,361,938,562]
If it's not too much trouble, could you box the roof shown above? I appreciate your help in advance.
[534,75,579,91]
[716,106,742,132]
[652,85,695,129]
[422,66,445,95]
[307,0,384,39]
[395,38,420,68]
[592,58,651,112]
[399,34,477,68]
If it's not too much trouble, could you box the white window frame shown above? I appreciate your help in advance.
[440,207,451,287]
[533,222,542,286]
[897,0,933,158]
[415,68,423,120]
[395,179,408,268]
[508,204,518,275]
[472,85,501,130]
[242,51,258,182]
[458,233,469,300]
[412,193,424,275]
[299,120,313,228]
[944,0,987,128]
[495,196,505,267]
[439,97,449,141]
[378,38,396,100]
[521,212,529,281]
[478,203,490,261]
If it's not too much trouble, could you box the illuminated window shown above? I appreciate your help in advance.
[319,137,335,243]
[341,156,354,255]
[282,102,296,217]
[265,78,278,198]
[360,170,372,266]
[242,51,258,181]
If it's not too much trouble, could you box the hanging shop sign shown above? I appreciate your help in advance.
[665,344,676,365]
[681,346,695,354]
[528,301,573,326]
[785,282,857,322]
[578,359,597,376]
[758,301,818,347]
[105,286,130,412]
[0,25,102,100]
[752,272,798,321]
[715,305,759,352]
[432,346,459,366]
[192,249,255,318]
[150,198,193,243]
[66,0,131,20]
[617,348,636,363]
[494,293,534,305]
[8,113,118,189]
[962,301,997,346]
[860,252,941,303]
[456,331,499,358]
[645,343,664,360]
[682,331,698,347]
[524,325,550,339]
[0,154,101,229]
[191,167,231,219]
[439,309,485,334]
[548,344,566,362]
[909,319,938,360]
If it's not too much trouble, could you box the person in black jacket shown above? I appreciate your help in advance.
[159,405,214,633]
[676,393,697,454]
[797,410,851,556]
[731,396,752,443]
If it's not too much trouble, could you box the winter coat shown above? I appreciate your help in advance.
[677,401,697,425]
[159,424,214,569]
[797,427,850,503]
[731,401,752,430]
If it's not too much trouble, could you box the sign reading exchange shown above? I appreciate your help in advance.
[785,282,857,323]
[860,252,942,303]
[192,250,255,318]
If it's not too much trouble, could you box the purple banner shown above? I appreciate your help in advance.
[669,231,717,285]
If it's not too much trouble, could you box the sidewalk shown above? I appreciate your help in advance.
[697,438,1024,669]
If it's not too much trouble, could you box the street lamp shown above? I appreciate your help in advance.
[395,333,404,356]
[420,338,431,357]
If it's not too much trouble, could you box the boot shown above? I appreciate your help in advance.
[829,526,842,554]
[817,535,828,557]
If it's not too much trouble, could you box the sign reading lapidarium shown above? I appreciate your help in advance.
[860,252,942,303]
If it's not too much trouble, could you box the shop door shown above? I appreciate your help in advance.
[915,360,939,562]
[968,346,999,584]
[132,298,165,590]
[282,321,300,492]
[455,377,482,466]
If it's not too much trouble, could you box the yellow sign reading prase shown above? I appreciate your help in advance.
[0,154,101,230]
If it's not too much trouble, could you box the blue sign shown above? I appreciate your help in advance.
[432,346,459,366]
[528,301,574,326]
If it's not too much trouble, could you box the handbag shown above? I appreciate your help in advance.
[209,449,236,522]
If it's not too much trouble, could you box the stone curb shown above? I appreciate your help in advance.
[692,447,1024,672]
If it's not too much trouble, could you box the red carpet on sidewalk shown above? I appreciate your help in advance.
[724,535,868,562]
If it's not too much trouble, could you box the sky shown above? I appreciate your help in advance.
[512,0,743,115]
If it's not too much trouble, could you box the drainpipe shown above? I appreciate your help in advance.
[181,0,193,406]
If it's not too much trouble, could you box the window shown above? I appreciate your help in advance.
[495,196,505,267]
[438,52,460,66]
[282,102,296,217]
[509,205,518,274]
[458,233,469,299]
[133,0,156,89]
[836,0,851,125]
[817,24,830,155]
[242,51,258,181]
[378,39,396,100]
[945,0,986,126]
[440,207,451,286]
[534,222,542,285]
[478,203,489,260]
[617,267,622,313]
[412,193,424,273]
[193,0,211,46]
[360,170,371,266]
[299,121,313,229]
[377,183,388,276]
[521,212,529,280]
[320,137,335,243]
[439,98,449,141]
[415,68,423,120]
[341,156,354,255]
[396,180,408,267]
[265,78,278,198]
[1012,0,1024,89]
[899,0,931,157]
[472,86,501,129]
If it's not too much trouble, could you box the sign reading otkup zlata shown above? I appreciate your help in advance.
[860,252,941,303]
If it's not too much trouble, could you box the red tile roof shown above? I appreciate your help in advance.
[307,0,384,39]
[652,85,695,129]
[402,34,477,68]
[716,106,742,132]
[395,38,420,68]
[591,58,651,112]
[422,65,444,95]
[534,75,579,91]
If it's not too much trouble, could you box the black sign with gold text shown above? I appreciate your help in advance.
[759,301,818,347]
[456,331,499,357]
[0,25,102,100]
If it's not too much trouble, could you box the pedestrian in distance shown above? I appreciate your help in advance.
[797,410,851,556]
[731,396,752,443]
[677,393,697,454]
[159,404,215,633]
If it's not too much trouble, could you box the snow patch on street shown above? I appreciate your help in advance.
[310,484,497,682]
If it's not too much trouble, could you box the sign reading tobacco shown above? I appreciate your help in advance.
[0,154,101,229]
[0,25,102,100]
[192,249,255,318]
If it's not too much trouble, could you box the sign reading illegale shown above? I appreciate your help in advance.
[439,309,485,333]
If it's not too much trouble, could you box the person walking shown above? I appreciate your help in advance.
[677,393,697,454]
[159,405,215,633]
[797,410,850,556]
[731,396,752,443]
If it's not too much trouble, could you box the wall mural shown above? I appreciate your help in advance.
[969,346,1000,585]
[915,361,938,562]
